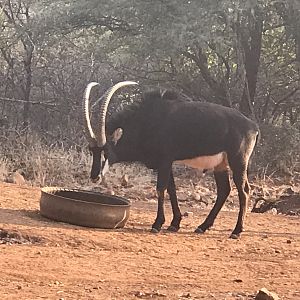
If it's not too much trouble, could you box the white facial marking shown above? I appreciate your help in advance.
[176,152,224,170]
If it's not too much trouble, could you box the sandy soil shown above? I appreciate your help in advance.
[0,182,299,300]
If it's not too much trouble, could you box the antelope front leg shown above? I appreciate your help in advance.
[167,172,182,232]
[151,162,172,233]
[151,190,166,233]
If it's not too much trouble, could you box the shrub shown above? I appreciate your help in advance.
[0,130,90,187]
[254,123,300,175]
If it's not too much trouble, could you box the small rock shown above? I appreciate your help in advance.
[284,187,295,195]
[233,279,243,283]
[121,174,129,187]
[148,199,157,204]
[192,192,201,201]
[12,170,26,185]
[177,192,188,202]
[255,288,279,300]
[183,211,193,218]
[267,208,277,215]
[286,239,292,244]
[133,291,145,298]
[108,189,115,196]
[288,210,297,216]
[180,292,192,298]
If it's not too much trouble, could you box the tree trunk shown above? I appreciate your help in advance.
[238,7,263,120]
[22,43,34,129]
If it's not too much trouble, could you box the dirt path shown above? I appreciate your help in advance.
[0,182,299,299]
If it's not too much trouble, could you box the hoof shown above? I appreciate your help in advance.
[230,233,240,239]
[194,227,205,234]
[150,227,160,233]
[167,225,179,232]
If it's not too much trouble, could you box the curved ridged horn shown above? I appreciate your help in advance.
[97,81,138,147]
[83,82,99,146]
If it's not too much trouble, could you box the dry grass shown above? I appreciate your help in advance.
[0,131,90,187]
[0,131,299,211]
[0,157,9,182]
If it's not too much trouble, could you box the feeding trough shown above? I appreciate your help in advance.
[40,187,131,229]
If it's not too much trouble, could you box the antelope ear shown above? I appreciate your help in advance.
[112,128,123,145]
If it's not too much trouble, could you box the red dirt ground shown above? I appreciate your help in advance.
[0,182,299,300]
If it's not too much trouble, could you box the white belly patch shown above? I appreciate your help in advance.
[176,152,224,170]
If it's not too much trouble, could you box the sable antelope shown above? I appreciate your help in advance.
[83,81,259,238]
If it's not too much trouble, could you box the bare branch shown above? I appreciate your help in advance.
[271,87,299,117]
[182,49,231,107]
[0,97,56,107]
[206,42,231,82]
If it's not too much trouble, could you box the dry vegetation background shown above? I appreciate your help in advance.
[0,0,300,211]
[0,129,299,216]
[0,4,300,300]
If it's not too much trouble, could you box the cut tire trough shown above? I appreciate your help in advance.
[40,187,131,229]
